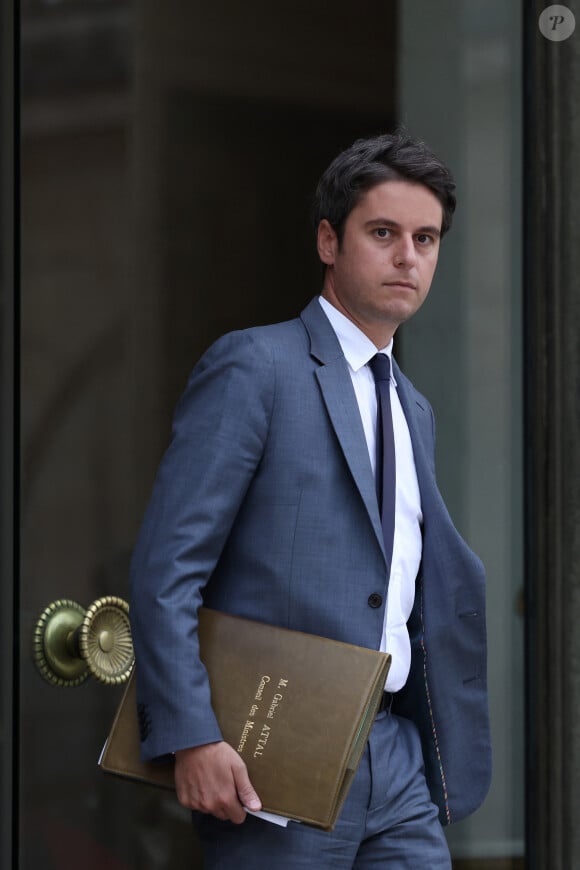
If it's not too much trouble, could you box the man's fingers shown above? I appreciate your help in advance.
[174,741,260,823]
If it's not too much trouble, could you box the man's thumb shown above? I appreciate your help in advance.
[234,768,262,811]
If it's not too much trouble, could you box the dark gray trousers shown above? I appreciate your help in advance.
[193,712,451,869]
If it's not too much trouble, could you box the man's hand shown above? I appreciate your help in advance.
[174,741,262,823]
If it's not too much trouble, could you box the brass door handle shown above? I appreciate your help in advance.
[33,596,134,687]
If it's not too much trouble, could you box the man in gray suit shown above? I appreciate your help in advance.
[130,131,491,868]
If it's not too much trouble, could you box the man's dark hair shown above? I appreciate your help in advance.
[312,129,456,244]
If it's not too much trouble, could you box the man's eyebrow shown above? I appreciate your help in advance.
[365,218,441,238]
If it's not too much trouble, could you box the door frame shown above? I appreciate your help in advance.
[523,1,580,866]
[1,1,17,867]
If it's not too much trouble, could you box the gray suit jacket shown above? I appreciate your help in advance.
[130,297,491,825]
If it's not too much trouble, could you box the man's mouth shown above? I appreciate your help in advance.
[384,280,416,289]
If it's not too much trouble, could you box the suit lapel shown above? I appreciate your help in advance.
[301,299,386,561]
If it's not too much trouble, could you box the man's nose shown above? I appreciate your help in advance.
[393,235,417,267]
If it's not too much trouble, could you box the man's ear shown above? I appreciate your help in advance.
[316,219,338,266]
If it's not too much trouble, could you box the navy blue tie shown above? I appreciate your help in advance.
[369,353,396,575]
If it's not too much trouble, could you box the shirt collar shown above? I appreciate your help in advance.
[318,296,396,381]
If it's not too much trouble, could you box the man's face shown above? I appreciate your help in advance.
[318,179,443,347]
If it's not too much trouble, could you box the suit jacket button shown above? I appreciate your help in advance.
[368,593,383,608]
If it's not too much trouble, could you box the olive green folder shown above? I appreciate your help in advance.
[99,608,391,831]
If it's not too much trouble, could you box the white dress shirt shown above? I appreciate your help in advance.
[318,296,423,692]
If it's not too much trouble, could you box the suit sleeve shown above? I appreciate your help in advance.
[129,330,274,760]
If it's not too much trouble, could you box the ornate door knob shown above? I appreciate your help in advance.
[33,596,134,687]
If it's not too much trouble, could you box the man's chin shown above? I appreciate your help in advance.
[379,301,423,327]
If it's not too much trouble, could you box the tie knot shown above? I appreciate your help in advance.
[369,353,391,383]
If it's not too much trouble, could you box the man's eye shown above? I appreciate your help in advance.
[416,234,432,245]
[375,228,390,238]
